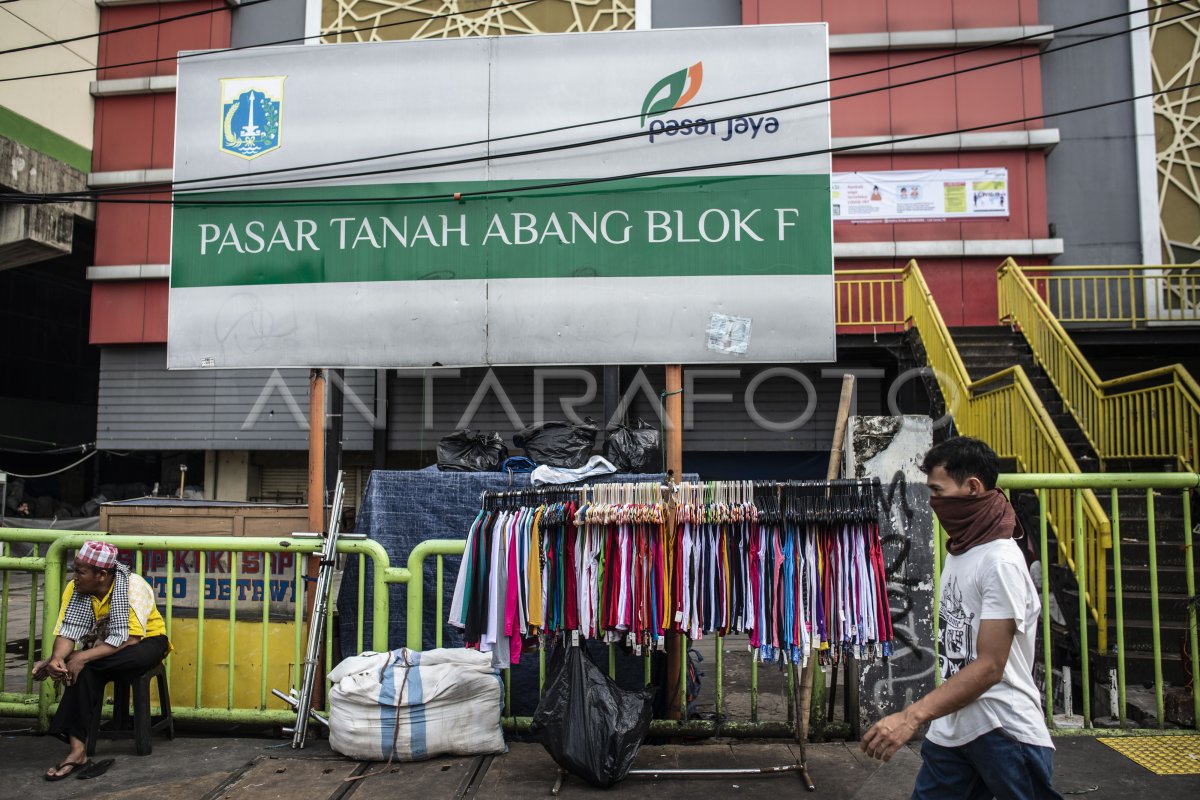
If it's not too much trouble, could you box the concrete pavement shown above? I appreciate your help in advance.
[1,719,1198,799]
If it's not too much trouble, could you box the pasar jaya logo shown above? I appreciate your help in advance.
[640,61,780,144]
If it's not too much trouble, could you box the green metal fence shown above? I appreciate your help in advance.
[5,472,1198,739]
[933,474,1200,735]
[0,529,404,731]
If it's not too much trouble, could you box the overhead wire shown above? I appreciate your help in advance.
[7,0,1188,203]
[1,449,98,479]
[0,0,275,58]
[2,0,1191,208]
[5,73,1194,210]
[0,0,545,83]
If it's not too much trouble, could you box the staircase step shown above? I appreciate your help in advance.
[1112,540,1195,567]
[1092,649,1190,688]
[1097,588,1199,618]
[1113,563,1200,594]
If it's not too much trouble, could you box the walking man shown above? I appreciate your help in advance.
[33,540,171,780]
[860,436,1060,799]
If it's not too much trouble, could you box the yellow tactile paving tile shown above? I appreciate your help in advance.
[1098,735,1200,775]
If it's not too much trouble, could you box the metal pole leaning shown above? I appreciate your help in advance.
[283,472,345,748]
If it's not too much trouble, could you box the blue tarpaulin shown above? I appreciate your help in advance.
[336,468,694,652]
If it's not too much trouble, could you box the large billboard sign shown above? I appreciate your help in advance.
[169,25,833,369]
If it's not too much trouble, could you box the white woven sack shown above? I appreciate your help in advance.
[328,647,504,761]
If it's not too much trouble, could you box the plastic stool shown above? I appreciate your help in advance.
[86,660,174,756]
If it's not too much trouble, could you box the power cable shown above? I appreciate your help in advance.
[9,0,1191,203]
[0,0,274,57]
[1,449,98,479]
[0,0,545,83]
[5,75,1194,209]
[0,443,96,455]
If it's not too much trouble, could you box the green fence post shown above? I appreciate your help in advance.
[1039,489,1053,727]
[933,519,943,686]
[1110,489,1126,728]
[40,539,67,733]
[228,549,237,711]
[1146,488,1165,728]
[1074,490,1091,727]
[1181,488,1198,730]
[260,548,270,710]
[0,541,8,695]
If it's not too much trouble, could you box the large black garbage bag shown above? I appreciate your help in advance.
[604,420,660,473]
[530,643,654,788]
[512,419,597,468]
[436,429,508,472]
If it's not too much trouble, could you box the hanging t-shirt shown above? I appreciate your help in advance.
[928,538,1052,749]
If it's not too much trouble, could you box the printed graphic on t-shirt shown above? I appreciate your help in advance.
[938,576,975,679]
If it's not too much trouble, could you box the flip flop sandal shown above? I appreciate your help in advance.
[77,758,115,780]
[44,760,89,782]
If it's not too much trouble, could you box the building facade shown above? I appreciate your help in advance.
[1,1,100,516]
[76,0,1172,503]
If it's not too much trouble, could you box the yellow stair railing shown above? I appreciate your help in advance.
[1017,263,1200,328]
[998,259,1200,472]
[899,261,1112,645]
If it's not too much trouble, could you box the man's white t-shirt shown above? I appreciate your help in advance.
[928,538,1053,749]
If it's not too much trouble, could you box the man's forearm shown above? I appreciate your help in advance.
[52,636,75,661]
[904,658,1004,726]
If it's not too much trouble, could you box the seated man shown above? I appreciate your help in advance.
[33,540,171,780]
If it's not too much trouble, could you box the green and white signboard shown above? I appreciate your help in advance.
[169,24,833,369]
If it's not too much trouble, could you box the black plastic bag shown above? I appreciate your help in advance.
[436,429,508,472]
[604,420,660,473]
[512,419,597,469]
[530,643,654,788]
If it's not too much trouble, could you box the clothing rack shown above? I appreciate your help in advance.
[452,478,893,670]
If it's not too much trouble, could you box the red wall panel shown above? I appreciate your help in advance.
[97,6,160,80]
[90,282,147,343]
[744,1,821,25]
[960,258,1001,326]
[830,53,891,138]
[748,0,1033,31]
[888,49,958,135]
[822,1,888,35]
[156,2,230,76]
[950,0,1033,29]
[886,0,954,32]
[918,259,965,326]
[93,96,155,173]
[150,93,176,169]
[143,281,169,342]
[94,197,151,265]
[147,199,173,264]
[954,50,1033,132]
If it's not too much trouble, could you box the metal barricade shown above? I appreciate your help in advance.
[0,529,403,732]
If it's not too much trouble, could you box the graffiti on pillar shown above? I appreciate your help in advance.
[859,471,937,725]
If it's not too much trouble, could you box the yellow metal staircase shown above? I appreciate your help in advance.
[997,259,1200,472]
[836,261,1112,642]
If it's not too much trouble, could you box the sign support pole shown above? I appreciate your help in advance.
[306,368,327,707]
[797,376,856,735]
[664,364,684,720]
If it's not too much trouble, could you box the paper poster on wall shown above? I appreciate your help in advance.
[831,169,1008,223]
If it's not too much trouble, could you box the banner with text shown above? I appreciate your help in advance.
[831,168,1008,223]
[170,25,833,368]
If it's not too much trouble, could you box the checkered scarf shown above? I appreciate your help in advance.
[59,562,131,649]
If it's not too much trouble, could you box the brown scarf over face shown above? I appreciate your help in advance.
[930,488,1017,556]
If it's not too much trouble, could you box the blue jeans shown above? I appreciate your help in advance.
[912,729,1063,800]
